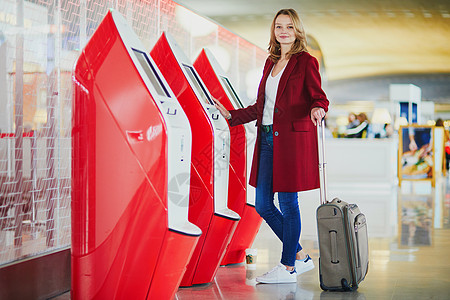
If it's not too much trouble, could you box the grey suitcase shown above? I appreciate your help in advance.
[316,120,369,291]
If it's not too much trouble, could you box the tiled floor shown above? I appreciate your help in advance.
[175,176,450,300]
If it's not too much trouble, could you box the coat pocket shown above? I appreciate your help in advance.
[288,73,303,81]
[292,119,312,132]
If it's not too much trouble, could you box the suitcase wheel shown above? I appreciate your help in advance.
[341,278,357,291]
[341,278,350,291]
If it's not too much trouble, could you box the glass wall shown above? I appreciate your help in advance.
[0,0,266,266]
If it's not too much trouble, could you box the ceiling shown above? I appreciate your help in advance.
[175,0,450,83]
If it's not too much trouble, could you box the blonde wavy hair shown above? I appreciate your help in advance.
[268,9,308,63]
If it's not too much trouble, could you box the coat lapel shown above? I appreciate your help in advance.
[259,59,274,100]
[256,59,274,124]
[276,53,299,103]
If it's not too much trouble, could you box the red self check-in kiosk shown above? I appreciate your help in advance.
[194,49,262,265]
[151,32,240,286]
[72,10,200,300]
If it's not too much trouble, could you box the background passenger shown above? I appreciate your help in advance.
[346,113,369,138]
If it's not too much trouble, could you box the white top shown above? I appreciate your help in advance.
[262,65,286,125]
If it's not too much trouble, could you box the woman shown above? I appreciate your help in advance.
[215,8,329,284]
[347,112,360,129]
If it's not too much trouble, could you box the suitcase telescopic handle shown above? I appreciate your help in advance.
[317,118,328,204]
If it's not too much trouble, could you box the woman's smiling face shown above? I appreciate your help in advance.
[274,14,296,47]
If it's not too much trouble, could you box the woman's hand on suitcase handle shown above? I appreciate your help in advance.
[311,107,326,126]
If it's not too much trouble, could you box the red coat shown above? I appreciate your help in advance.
[229,52,329,192]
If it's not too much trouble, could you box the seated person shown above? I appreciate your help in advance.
[346,113,369,138]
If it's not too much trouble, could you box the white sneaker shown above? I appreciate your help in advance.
[256,264,297,284]
[295,254,315,275]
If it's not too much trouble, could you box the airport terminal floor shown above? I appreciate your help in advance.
[51,175,450,300]
[172,176,450,300]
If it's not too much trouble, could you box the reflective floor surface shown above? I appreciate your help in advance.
[54,176,450,299]
[175,176,450,300]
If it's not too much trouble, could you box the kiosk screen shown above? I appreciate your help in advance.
[220,76,244,108]
[133,48,170,98]
[183,64,214,105]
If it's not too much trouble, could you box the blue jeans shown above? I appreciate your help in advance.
[255,127,302,267]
